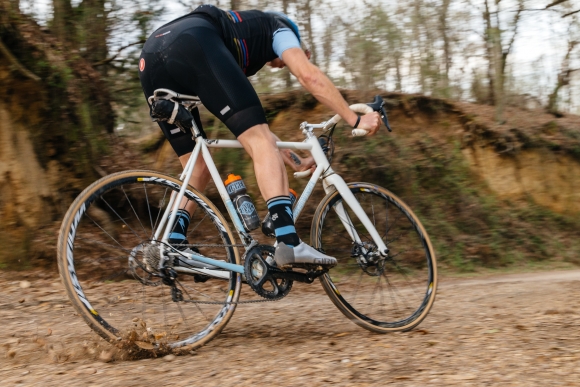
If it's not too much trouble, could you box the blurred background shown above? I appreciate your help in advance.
[0,0,579,272]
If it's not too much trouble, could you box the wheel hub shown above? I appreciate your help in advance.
[351,242,385,276]
[127,242,162,286]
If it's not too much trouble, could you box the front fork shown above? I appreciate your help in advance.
[321,176,389,261]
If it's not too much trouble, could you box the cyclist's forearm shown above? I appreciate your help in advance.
[282,48,357,127]
[296,67,358,127]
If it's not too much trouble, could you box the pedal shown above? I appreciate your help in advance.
[270,266,328,284]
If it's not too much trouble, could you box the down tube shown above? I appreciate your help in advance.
[324,175,389,254]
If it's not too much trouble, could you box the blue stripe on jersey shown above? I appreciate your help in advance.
[229,11,240,22]
[240,39,248,69]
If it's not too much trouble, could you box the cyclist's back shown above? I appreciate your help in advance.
[139,5,302,151]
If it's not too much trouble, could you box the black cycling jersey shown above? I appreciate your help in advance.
[191,5,295,76]
[139,5,297,156]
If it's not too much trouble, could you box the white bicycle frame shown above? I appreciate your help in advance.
[152,102,388,279]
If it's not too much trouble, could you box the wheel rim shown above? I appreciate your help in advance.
[315,186,435,329]
[60,173,240,348]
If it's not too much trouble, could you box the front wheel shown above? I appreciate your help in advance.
[57,170,242,350]
[311,183,437,332]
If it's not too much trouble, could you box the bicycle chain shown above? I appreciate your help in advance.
[182,297,281,305]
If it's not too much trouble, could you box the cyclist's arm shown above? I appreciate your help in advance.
[281,48,380,134]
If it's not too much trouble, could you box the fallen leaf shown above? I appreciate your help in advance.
[154,332,167,340]
[135,341,154,350]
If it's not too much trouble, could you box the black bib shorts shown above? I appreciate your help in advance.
[139,16,268,156]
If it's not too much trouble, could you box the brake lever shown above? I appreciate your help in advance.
[380,106,392,132]
[366,95,392,132]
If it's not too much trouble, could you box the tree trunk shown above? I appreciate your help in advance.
[52,0,76,46]
[491,26,505,122]
[438,0,451,95]
[282,0,292,89]
[301,0,316,66]
[483,0,495,105]
[547,40,578,115]
[0,11,114,267]
[80,0,108,66]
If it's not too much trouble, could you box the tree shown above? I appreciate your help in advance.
[0,4,114,266]
[547,17,579,115]
[483,0,525,122]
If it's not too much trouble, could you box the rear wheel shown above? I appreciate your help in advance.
[311,183,437,332]
[57,170,241,350]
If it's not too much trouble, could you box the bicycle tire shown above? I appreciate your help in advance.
[57,170,242,350]
[311,182,437,332]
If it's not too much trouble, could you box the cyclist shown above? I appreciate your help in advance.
[138,4,381,268]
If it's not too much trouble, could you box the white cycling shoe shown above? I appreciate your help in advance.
[274,242,337,269]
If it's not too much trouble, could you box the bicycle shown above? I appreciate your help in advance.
[57,89,437,351]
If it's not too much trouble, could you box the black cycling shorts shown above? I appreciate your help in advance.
[139,16,267,156]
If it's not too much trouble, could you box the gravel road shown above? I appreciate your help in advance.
[1,269,579,386]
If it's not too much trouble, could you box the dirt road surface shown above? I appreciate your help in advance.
[1,269,579,386]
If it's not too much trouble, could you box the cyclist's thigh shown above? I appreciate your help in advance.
[163,27,267,138]
[139,53,203,157]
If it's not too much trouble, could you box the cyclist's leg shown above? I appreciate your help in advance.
[237,124,288,199]
[139,47,210,242]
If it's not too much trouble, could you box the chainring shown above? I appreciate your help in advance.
[244,245,293,300]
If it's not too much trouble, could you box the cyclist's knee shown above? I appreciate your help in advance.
[238,124,278,154]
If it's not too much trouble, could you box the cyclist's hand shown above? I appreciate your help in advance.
[356,112,381,136]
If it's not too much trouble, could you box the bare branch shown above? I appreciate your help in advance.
[504,0,524,62]
[0,38,41,82]
[545,0,568,9]
[93,40,146,67]
[563,9,580,17]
